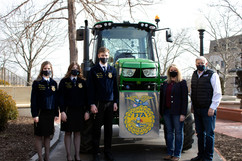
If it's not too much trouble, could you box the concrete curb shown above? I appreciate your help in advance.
[214,147,226,161]
[28,123,61,161]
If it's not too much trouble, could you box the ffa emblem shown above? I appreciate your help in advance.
[108,72,112,78]
[78,83,83,88]
[123,95,155,135]
[51,86,56,91]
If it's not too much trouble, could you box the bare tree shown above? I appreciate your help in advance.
[209,0,242,20]
[158,28,198,75]
[1,2,65,85]
[1,0,159,64]
[204,0,242,94]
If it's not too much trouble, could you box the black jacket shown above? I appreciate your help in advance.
[191,69,214,108]
[31,78,58,117]
[87,64,119,105]
[160,80,188,116]
[58,77,87,112]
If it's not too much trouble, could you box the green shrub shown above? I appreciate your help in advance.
[0,79,10,85]
[0,89,18,131]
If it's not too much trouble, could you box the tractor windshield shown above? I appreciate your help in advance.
[97,26,154,64]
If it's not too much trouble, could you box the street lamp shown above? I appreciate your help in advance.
[198,28,205,56]
[196,17,206,56]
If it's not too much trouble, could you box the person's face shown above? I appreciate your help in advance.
[98,52,109,59]
[196,59,207,67]
[169,66,177,72]
[72,65,78,70]
[43,64,51,71]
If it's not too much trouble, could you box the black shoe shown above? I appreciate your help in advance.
[93,155,100,161]
[74,154,81,161]
[104,152,115,161]
[191,156,203,161]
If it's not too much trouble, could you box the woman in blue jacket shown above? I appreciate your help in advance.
[31,61,59,161]
[59,62,89,161]
[160,64,188,161]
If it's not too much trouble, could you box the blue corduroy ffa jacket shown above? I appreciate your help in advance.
[31,77,58,117]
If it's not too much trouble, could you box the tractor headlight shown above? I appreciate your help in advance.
[143,68,157,77]
[122,68,136,77]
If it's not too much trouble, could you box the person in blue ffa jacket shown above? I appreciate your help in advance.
[59,62,89,161]
[31,61,59,161]
[88,47,118,161]
[160,64,188,161]
[190,56,222,161]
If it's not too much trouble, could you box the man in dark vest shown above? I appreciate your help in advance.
[190,56,222,161]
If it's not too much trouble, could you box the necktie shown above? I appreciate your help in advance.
[103,66,106,73]
[73,78,76,86]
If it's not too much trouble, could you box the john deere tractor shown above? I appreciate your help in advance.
[77,18,194,151]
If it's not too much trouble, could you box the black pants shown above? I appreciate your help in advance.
[92,101,114,155]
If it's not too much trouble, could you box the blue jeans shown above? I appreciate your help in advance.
[194,108,216,161]
[163,109,184,158]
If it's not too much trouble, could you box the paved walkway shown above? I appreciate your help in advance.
[215,119,242,139]
[19,107,241,161]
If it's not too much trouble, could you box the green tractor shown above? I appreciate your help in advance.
[77,18,194,151]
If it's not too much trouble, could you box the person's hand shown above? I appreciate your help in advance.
[54,117,59,121]
[208,108,215,116]
[33,117,39,123]
[113,103,118,112]
[84,112,90,121]
[91,104,98,114]
[61,112,67,122]
[180,115,185,122]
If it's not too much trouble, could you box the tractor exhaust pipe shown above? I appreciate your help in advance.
[82,20,91,78]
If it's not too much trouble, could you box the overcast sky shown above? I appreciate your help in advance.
[1,0,241,79]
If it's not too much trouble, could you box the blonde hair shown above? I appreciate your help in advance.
[36,61,53,81]
[166,64,183,83]
[64,61,85,80]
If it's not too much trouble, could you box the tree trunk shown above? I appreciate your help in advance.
[27,70,31,86]
[68,0,78,63]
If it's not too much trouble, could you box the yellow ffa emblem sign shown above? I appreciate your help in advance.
[108,72,112,78]
[78,83,83,88]
[123,95,155,135]
[51,86,56,91]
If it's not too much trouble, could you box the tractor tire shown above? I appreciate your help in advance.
[183,113,195,151]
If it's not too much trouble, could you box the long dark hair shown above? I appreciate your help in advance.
[64,61,85,80]
[36,61,53,81]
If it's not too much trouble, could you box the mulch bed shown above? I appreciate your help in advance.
[0,116,241,161]
[0,116,35,161]
[215,132,242,161]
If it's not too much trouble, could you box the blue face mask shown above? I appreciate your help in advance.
[196,65,205,71]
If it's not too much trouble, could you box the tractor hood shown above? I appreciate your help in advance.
[117,58,157,68]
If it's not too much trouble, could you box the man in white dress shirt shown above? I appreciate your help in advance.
[190,56,222,161]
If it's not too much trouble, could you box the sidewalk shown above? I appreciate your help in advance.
[20,105,241,161]
[215,119,242,139]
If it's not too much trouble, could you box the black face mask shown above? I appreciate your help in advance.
[42,70,51,76]
[99,58,108,64]
[170,71,178,77]
[197,65,205,71]
[71,69,80,76]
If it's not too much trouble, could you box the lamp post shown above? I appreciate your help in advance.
[198,28,205,56]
